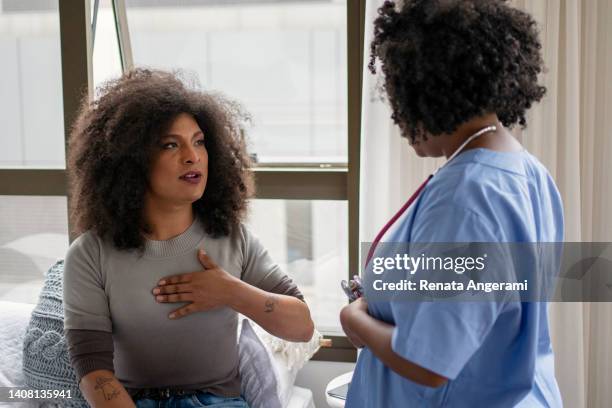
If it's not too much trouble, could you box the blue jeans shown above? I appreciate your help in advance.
[134,391,249,408]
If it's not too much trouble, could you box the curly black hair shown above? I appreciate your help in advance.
[369,0,546,142]
[68,68,254,251]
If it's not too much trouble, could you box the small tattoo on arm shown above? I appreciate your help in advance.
[264,296,278,313]
[94,376,120,401]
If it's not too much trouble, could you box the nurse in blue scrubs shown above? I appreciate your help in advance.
[340,1,564,407]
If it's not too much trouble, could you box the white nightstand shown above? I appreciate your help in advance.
[325,371,354,408]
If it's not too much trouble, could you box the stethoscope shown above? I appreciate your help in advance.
[353,125,499,296]
[342,125,499,301]
[339,125,499,301]
[371,124,498,255]
[432,125,498,176]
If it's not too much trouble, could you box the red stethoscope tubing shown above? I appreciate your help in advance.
[365,174,432,266]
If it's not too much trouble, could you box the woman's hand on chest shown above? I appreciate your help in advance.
[151,248,241,319]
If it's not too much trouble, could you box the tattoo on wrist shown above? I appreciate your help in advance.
[264,296,278,313]
[94,376,120,401]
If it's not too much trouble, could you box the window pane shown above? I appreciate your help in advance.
[0,1,65,168]
[247,199,348,333]
[0,196,69,304]
[92,0,123,90]
[124,0,347,164]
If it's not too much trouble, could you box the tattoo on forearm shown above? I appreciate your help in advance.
[94,376,120,401]
[264,296,278,313]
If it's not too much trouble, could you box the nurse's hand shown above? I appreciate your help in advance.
[340,298,369,349]
[152,248,240,319]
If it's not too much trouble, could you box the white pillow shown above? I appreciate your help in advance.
[238,317,322,408]
[0,301,35,387]
[0,301,41,408]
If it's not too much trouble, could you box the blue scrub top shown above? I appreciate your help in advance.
[346,148,564,407]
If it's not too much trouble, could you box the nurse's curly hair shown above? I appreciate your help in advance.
[68,68,254,250]
[370,0,546,142]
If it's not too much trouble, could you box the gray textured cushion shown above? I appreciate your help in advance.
[22,260,87,407]
[238,320,282,408]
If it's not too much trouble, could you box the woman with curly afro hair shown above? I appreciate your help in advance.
[340,1,563,407]
[62,69,313,408]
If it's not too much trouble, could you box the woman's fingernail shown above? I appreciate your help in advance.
[169,314,175,319]
[153,288,160,295]
[158,280,166,285]
[156,296,164,301]
[199,249,206,255]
